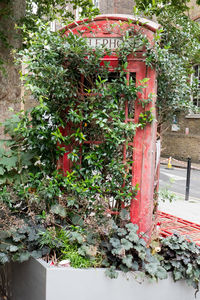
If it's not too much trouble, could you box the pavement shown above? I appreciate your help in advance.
[159,165,200,199]
[159,157,200,225]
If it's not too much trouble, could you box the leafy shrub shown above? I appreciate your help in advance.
[0,203,49,264]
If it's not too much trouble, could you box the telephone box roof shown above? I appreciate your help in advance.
[61,14,160,33]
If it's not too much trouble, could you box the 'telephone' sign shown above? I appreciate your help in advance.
[86,37,123,49]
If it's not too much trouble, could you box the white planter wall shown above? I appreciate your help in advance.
[11,258,200,300]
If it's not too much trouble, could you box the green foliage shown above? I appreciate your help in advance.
[39,227,100,268]
[136,1,200,124]
[160,233,200,291]
[135,0,192,15]
[0,0,99,71]
[138,110,154,129]
[159,187,177,203]
[5,22,151,221]
[25,0,98,23]
[0,205,49,264]
[100,220,167,280]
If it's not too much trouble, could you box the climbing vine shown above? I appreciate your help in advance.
[0,19,153,262]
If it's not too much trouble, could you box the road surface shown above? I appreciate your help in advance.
[159,165,200,201]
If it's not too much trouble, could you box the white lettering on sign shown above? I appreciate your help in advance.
[86,37,123,49]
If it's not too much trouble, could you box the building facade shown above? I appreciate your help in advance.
[161,4,200,163]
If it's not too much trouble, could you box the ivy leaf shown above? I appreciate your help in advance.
[174,270,183,281]
[71,215,84,226]
[78,245,88,256]
[121,238,133,250]
[28,230,38,242]
[119,264,129,273]
[50,204,66,218]
[0,156,18,171]
[117,228,127,237]
[186,263,193,275]
[18,226,29,234]
[138,238,146,247]
[12,232,26,242]
[101,259,110,267]
[0,167,4,175]
[145,262,159,276]
[0,253,9,264]
[111,246,125,257]
[156,266,168,280]
[0,177,6,185]
[0,231,11,239]
[20,152,35,166]
[110,238,121,248]
[196,256,200,265]
[105,266,118,279]
[30,250,43,259]
[132,261,139,271]
[122,255,133,268]
[70,232,84,244]
[119,209,130,221]
[125,223,138,233]
[18,252,30,263]
[134,245,146,260]
[9,245,19,252]
[127,232,139,243]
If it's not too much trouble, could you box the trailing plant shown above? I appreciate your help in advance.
[160,233,200,293]
[100,217,167,280]
[0,203,50,265]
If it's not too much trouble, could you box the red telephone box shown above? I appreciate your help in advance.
[59,15,160,238]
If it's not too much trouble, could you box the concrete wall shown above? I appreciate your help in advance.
[11,258,200,300]
[11,259,46,300]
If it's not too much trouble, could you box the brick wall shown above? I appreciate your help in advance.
[161,114,200,162]
[187,0,200,20]
[99,0,134,14]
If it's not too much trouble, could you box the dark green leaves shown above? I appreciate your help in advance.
[102,221,168,281]
[0,210,49,266]
[105,266,119,279]
[160,234,200,290]
[50,204,67,218]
